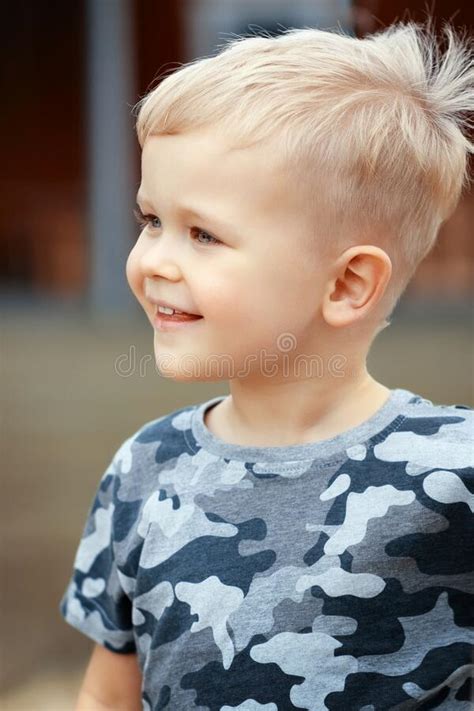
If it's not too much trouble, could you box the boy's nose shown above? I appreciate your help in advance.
[140,239,182,281]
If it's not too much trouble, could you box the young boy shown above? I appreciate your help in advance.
[60,20,474,711]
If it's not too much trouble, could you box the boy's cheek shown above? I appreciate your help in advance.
[124,253,135,292]
[125,249,144,303]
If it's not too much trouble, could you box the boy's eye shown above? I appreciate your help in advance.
[133,207,162,231]
[132,206,221,246]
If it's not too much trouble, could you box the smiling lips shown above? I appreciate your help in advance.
[153,308,204,332]
[157,310,203,322]
[147,295,202,317]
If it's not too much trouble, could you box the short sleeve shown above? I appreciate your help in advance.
[59,445,136,654]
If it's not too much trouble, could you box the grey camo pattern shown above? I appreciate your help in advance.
[60,392,474,710]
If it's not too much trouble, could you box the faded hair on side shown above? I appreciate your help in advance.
[133,19,474,328]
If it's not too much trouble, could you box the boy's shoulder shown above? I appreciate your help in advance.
[401,393,472,415]
[395,392,473,428]
[366,392,472,474]
[385,393,472,445]
[107,400,199,472]
[131,400,198,451]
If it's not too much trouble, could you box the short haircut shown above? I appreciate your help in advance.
[133,20,473,329]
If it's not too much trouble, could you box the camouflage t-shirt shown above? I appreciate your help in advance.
[59,388,474,710]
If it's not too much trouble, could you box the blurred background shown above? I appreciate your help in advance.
[1,0,473,707]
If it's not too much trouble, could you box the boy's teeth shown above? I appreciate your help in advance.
[158,306,183,315]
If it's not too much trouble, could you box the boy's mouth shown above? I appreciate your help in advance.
[154,307,204,331]
[157,309,203,322]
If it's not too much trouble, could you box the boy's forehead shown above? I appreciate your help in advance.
[139,129,299,223]
[141,127,281,171]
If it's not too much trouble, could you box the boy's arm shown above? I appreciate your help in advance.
[74,643,142,711]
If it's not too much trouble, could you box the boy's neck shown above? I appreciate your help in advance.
[204,373,392,448]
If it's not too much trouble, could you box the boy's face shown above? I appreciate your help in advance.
[126,128,328,381]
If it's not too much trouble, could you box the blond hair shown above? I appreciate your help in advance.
[133,20,474,328]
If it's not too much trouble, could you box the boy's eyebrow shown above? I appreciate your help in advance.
[136,190,239,238]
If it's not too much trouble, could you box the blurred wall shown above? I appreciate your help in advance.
[0,2,87,297]
[1,0,473,303]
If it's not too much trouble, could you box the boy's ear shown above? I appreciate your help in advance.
[322,245,392,328]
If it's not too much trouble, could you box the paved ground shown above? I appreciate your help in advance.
[1,298,472,705]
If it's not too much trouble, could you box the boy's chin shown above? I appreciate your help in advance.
[155,356,234,383]
[153,355,233,383]
[156,369,225,384]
